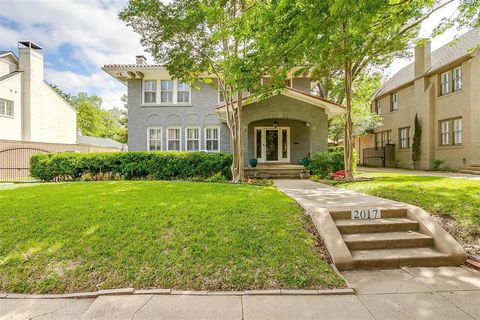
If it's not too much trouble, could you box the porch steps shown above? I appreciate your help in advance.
[458,166,480,175]
[244,165,309,179]
[331,208,461,269]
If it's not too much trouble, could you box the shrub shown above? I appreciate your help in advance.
[308,148,357,178]
[30,151,233,182]
[432,159,445,171]
[330,170,346,181]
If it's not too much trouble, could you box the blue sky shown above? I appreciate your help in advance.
[0,0,463,109]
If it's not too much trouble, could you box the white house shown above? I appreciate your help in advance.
[0,41,77,144]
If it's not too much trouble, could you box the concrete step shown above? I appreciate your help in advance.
[351,247,455,269]
[330,208,407,220]
[335,218,419,234]
[458,169,480,175]
[343,231,434,250]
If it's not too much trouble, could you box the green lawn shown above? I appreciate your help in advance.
[342,172,480,250]
[0,181,343,294]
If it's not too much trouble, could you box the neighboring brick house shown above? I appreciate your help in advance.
[103,57,344,167]
[356,28,480,172]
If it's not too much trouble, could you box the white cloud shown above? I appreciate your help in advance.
[0,0,150,108]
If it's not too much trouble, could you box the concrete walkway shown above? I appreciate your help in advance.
[358,166,480,180]
[2,266,479,319]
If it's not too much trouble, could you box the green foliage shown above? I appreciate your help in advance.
[412,114,422,165]
[0,181,344,293]
[48,84,128,143]
[328,71,383,143]
[30,152,233,182]
[308,148,357,178]
[432,159,445,171]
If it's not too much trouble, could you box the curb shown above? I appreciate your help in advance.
[0,288,354,299]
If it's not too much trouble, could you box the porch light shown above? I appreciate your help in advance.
[273,120,278,129]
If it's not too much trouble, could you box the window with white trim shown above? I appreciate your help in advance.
[0,98,14,117]
[144,80,157,103]
[440,71,450,95]
[177,82,190,103]
[161,80,174,103]
[440,120,450,146]
[147,127,162,151]
[453,67,462,91]
[399,127,410,149]
[453,118,462,145]
[390,93,398,111]
[167,127,181,151]
[186,127,200,151]
[205,127,220,152]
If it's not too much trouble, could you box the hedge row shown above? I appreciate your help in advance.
[30,151,233,181]
[308,147,357,178]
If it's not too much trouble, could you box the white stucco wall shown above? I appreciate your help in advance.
[0,73,22,140]
[0,57,18,77]
[28,83,76,144]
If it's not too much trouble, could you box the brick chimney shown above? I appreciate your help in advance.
[136,55,147,65]
[414,39,432,77]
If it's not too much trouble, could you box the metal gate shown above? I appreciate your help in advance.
[363,147,385,167]
[0,147,50,182]
[362,144,396,167]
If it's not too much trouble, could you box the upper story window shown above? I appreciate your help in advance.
[439,117,462,146]
[374,100,381,115]
[144,81,157,103]
[0,98,14,117]
[177,82,190,103]
[161,80,174,103]
[399,127,410,149]
[167,127,181,151]
[218,87,225,104]
[390,93,398,111]
[453,67,462,91]
[440,66,462,96]
[440,71,450,95]
[185,127,200,151]
[148,127,162,151]
[205,127,220,152]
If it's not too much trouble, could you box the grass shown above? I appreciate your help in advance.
[0,181,343,294]
[342,172,480,252]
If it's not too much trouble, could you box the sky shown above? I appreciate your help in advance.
[0,0,465,109]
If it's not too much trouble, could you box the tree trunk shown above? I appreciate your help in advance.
[230,91,244,183]
[343,60,354,181]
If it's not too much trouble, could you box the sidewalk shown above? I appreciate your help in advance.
[358,166,480,180]
[2,265,479,319]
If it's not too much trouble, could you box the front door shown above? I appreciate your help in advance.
[255,127,290,163]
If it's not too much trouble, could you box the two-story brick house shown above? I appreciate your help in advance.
[103,57,344,175]
[356,28,480,172]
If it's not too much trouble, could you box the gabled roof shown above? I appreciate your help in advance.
[215,87,344,121]
[0,51,19,64]
[375,28,480,98]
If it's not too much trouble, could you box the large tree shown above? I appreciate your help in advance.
[267,0,454,180]
[120,0,275,182]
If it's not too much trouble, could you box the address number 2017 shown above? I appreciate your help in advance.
[351,209,381,219]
